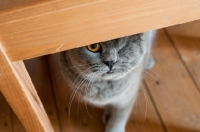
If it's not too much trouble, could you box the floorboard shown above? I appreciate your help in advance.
[126,84,165,132]
[12,113,26,132]
[0,93,12,132]
[166,20,200,92]
[144,29,200,132]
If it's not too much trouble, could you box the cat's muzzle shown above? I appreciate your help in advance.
[107,70,114,74]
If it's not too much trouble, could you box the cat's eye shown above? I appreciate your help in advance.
[87,43,101,52]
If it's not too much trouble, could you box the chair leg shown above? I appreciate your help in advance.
[0,44,54,132]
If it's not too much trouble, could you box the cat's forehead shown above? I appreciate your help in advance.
[100,34,141,49]
[100,37,126,49]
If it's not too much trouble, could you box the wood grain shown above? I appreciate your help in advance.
[0,0,200,61]
[0,43,54,132]
[47,54,164,132]
[166,20,200,91]
[126,84,165,132]
[144,29,200,132]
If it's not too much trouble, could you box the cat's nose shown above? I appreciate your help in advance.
[104,61,115,70]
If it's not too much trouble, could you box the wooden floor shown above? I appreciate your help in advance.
[1,20,200,132]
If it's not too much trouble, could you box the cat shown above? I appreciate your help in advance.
[60,31,155,132]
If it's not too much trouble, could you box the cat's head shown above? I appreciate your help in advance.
[61,34,146,81]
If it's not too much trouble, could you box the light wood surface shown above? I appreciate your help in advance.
[0,43,54,132]
[0,0,200,61]
[126,84,165,132]
[166,20,200,91]
[144,29,200,132]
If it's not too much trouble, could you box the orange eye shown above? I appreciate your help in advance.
[87,43,101,52]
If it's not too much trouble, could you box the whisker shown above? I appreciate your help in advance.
[89,72,100,116]
[123,65,150,125]
[51,64,89,81]
[77,67,101,120]
[84,74,96,121]
[147,68,161,80]
[85,71,101,119]
[140,87,148,126]
[143,71,171,101]
[68,66,96,122]
[68,73,89,123]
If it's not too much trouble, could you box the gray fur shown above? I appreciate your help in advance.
[60,31,155,132]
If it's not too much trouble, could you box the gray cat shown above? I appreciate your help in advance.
[60,31,155,132]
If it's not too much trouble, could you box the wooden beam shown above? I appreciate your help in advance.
[0,0,200,61]
[0,43,54,132]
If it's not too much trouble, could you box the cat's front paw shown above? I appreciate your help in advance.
[105,123,125,132]
[105,128,125,132]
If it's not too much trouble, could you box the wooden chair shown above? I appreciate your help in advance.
[0,0,200,131]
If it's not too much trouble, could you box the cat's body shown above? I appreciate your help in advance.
[60,31,155,132]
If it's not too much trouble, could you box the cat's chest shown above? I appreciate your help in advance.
[91,82,113,94]
[92,80,124,90]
